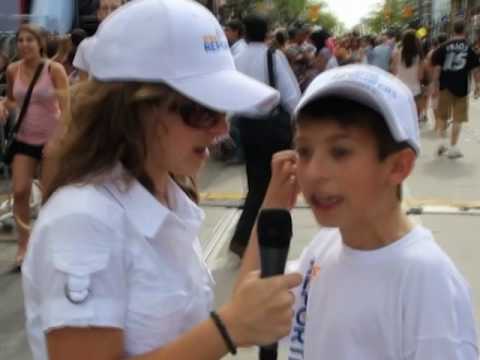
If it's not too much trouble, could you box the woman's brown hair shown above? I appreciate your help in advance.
[44,81,199,203]
[52,35,73,64]
[401,29,423,68]
[16,24,47,57]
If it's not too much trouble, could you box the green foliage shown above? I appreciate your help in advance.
[313,8,346,34]
[272,0,307,24]
[221,0,344,35]
[363,0,416,34]
[222,0,260,19]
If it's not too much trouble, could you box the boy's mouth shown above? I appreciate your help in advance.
[310,194,344,211]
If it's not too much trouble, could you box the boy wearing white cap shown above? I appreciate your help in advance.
[239,64,478,359]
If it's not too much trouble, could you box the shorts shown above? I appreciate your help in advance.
[438,90,468,123]
[10,140,44,161]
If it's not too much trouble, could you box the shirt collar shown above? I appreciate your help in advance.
[104,165,205,238]
[233,38,246,46]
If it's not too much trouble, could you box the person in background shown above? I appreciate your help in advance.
[362,35,376,64]
[223,20,248,165]
[334,37,352,66]
[0,51,10,95]
[21,2,301,359]
[426,33,448,133]
[431,19,480,159]
[52,35,73,74]
[225,19,247,57]
[229,13,301,258]
[286,22,316,90]
[67,28,88,84]
[391,29,425,119]
[272,28,288,53]
[301,29,332,90]
[73,0,126,81]
[45,33,60,59]
[349,32,363,63]
[473,28,480,54]
[371,30,395,72]
[0,24,69,270]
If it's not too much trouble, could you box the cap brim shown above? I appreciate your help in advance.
[166,69,280,113]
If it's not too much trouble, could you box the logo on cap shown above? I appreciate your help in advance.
[332,70,398,100]
[203,35,229,53]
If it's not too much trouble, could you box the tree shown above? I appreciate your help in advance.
[220,0,344,35]
[313,9,346,34]
[221,0,260,20]
[362,0,416,34]
[273,0,307,23]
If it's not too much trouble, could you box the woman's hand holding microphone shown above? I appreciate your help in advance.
[219,270,302,347]
[217,150,303,348]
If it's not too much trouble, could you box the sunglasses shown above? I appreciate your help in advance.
[169,100,224,129]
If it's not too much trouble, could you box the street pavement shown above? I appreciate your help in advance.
[1,99,480,359]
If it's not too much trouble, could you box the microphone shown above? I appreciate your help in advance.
[257,209,293,360]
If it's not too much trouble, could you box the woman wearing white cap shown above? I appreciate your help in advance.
[21,1,301,359]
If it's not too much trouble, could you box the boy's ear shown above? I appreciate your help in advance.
[387,148,416,185]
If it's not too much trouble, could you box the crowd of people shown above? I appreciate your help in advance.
[221,17,480,163]
[0,0,479,359]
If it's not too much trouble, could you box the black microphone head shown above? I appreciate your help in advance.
[257,209,292,249]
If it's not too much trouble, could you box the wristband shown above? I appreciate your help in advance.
[210,311,237,355]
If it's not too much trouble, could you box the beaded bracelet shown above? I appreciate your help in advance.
[210,311,237,355]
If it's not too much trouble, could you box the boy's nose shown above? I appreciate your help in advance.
[305,153,331,181]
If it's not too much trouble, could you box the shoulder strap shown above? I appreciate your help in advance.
[267,47,277,89]
[12,61,44,135]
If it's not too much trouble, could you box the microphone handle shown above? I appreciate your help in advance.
[259,344,277,360]
[259,247,289,360]
[259,247,289,278]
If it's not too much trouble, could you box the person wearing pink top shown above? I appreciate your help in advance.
[0,24,69,270]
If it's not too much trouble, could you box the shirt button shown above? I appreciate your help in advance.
[64,274,91,304]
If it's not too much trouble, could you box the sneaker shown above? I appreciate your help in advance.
[447,148,464,159]
[437,145,448,156]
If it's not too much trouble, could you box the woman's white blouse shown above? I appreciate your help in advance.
[22,170,214,360]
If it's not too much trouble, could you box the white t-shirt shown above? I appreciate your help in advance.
[22,166,214,360]
[287,226,478,360]
[72,37,95,74]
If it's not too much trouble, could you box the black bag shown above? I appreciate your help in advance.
[266,48,293,147]
[3,62,44,165]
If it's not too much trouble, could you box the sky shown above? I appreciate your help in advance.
[323,0,381,29]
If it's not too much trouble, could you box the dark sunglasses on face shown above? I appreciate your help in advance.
[169,100,224,129]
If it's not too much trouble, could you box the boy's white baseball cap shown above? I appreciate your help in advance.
[87,0,279,113]
[295,64,421,154]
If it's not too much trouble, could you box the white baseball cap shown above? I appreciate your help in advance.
[87,0,279,113]
[294,64,421,154]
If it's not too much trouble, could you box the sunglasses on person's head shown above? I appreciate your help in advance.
[169,99,224,129]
